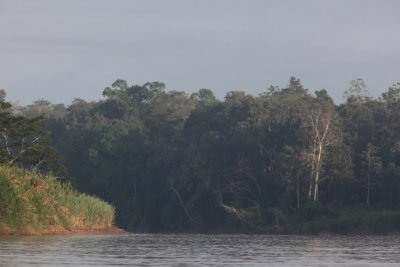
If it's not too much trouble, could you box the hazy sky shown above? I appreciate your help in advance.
[1,0,399,105]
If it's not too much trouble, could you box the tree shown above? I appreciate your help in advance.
[0,90,11,111]
[0,91,61,173]
[306,108,339,202]
[361,143,382,207]
[190,88,216,105]
[343,78,370,103]
[381,82,400,103]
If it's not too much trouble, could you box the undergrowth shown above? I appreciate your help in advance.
[290,203,400,233]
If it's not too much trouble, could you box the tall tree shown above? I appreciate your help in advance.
[0,90,62,173]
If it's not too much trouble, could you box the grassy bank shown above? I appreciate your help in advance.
[0,166,115,235]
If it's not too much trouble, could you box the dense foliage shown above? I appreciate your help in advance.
[0,90,63,174]
[14,77,400,232]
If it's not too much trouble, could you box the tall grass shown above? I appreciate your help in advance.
[54,184,115,230]
[0,166,115,235]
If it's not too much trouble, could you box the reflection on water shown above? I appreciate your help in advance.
[0,234,400,266]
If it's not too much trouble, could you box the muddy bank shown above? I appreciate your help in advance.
[0,226,130,236]
[44,226,130,236]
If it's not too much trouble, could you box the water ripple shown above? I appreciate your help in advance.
[0,234,400,266]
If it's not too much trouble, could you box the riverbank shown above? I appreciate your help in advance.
[234,205,400,235]
[282,206,400,235]
[124,204,400,236]
[41,226,129,236]
[135,226,400,236]
[0,166,116,236]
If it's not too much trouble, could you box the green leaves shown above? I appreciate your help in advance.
[0,93,63,174]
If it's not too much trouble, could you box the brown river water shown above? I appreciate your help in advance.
[0,233,400,266]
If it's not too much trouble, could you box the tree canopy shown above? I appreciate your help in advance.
[9,77,400,232]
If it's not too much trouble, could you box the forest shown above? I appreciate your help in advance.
[6,77,400,233]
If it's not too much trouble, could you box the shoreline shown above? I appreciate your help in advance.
[44,226,130,236]
[121,227,400,236]
[0,226,130,237]
[3,227,400,236]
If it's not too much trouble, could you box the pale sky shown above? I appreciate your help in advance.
[1,0,399,105]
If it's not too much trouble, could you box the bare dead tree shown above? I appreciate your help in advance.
[169,178,196,224]
[306,109,339,202]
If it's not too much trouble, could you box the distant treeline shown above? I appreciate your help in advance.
[12,77,400,232]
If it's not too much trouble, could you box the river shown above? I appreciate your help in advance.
[0,233,399,266]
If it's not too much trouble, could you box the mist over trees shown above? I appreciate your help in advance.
[9,77,400,232]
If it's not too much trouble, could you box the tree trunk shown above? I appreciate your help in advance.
[313,144,323,202]
[308,155,315,200]
[297,176,300,208]
[367,144,371,208]
[169,179,195,224]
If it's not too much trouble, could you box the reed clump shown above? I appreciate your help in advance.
[0,166,115,235]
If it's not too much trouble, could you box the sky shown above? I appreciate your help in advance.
[1,0,399,105]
